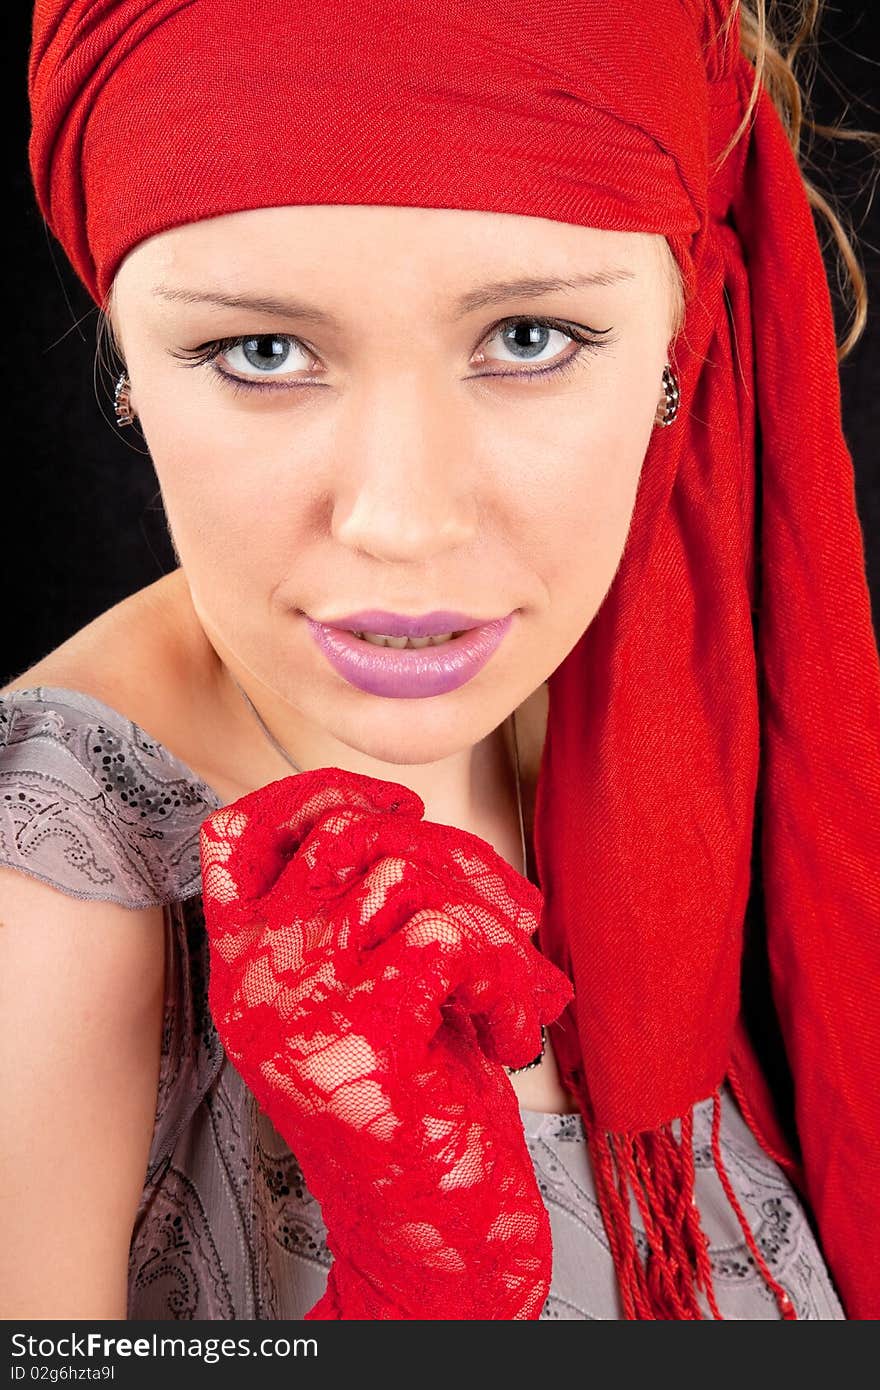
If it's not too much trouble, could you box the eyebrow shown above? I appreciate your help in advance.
[151,267,635,326]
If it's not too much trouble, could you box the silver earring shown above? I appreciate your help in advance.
[114,371,136,427]
[654,363,680,427]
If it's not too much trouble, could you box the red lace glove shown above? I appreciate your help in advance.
[199,768,574,1320]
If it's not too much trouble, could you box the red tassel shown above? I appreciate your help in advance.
[709,1091,798,1319]
[586,1112,713,1318]
[586,1126,648,1318]
[585,1087,798,1319]
[678,1110,724,1320]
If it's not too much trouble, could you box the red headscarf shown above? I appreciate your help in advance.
[28,0,880,1318]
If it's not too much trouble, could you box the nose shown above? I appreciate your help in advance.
[331,377,479,562]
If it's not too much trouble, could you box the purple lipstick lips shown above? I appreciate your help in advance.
[304,610,514,698]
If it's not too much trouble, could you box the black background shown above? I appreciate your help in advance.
[4,4,879,685]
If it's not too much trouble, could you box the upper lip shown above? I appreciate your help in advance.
[308,610,510,637]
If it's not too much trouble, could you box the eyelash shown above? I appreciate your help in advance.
[169,316,614,394]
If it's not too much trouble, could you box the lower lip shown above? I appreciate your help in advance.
[305,614,514,698]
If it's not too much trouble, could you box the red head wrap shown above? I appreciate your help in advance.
[28,0,880,1318]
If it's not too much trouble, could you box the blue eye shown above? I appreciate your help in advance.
[487,321,582,366]
[169,315,614,394]
[226,335,310,375]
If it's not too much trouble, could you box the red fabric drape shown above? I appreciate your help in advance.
[28,0,880,1317]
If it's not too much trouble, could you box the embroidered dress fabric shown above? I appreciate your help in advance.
[0,687,845,1319]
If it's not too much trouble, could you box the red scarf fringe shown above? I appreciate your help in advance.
[585,1087,797,1320]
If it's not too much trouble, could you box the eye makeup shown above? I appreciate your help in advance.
[167,314,616,394]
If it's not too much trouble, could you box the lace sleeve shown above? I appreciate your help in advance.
[0,687,220,909]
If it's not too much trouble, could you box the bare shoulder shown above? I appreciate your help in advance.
[1,568,202,717]
[0,568,242,802]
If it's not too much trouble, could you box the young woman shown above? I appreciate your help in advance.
[1,0,877,1319]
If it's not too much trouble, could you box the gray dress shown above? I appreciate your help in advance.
[0,685,845,1320]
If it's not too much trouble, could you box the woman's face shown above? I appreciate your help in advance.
[111,205,680,767]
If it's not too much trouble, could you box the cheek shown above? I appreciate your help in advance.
[500,366,658,630]
[133,379,319,565]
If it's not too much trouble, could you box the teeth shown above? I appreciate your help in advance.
[353,631,459,648]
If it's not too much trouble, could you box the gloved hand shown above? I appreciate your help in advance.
[199,768,574,1319]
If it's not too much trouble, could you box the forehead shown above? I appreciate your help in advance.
[114,204,663,301]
